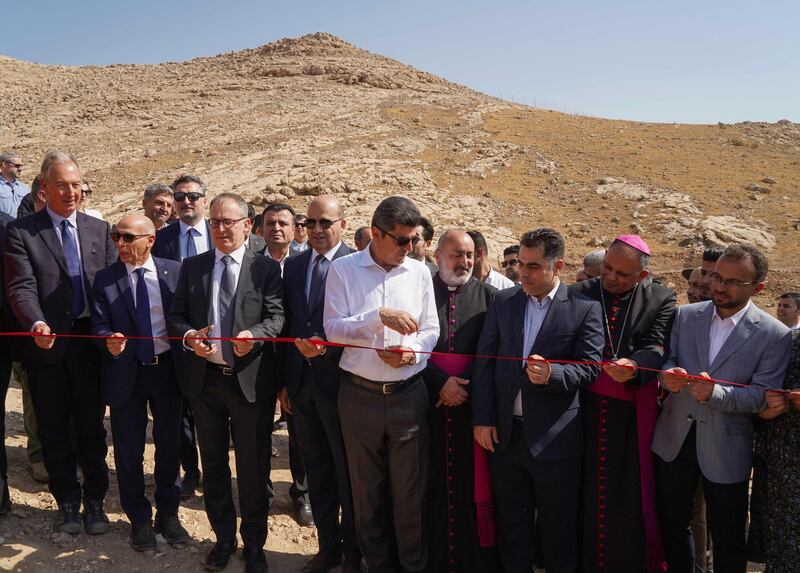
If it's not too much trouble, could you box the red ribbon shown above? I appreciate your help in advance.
[0,331,789,394]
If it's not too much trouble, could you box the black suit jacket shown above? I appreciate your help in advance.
[571,277,677,384]
[282,243,354,401]
[166,248,285,403]
[472,283,604,460]
[0,211,14,309]
[91,257,183,407]
[4,209,117,364]
[151,220,213,262]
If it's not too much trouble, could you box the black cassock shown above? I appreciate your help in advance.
[422,275,500,573]
[572,277,676,573]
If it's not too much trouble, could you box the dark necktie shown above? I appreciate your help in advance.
[61,219,85,316]
[186,228,197,258]
[134,268,155,364]
[307,254,330,307]
[219,255,236,367]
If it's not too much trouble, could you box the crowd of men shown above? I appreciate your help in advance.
[0,149,798,573]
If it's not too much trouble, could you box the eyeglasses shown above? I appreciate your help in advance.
[81,188,92,195]
[173,191,205,203]
[111,232,152,244]
[374,225,420,247]
[707,272,758,288]
[5,162,22,169]
[208,217,247,229]
[501,259,519,268]
[305,218,343,230]
[294,222,307,228]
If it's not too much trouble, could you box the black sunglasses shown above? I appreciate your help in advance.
[111,232,152,244]
[374,225,420,247]
[501,259,519,268]
[294,221,307,228]
[305,218,343,230]
[173,191,205,202]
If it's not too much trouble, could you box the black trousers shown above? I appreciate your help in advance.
[110,356,182,525]
[26,336,109,506]
[338,373,429,573]
[191,369,271,548]
[490,421,581,573]
[292,365,359,557]
[179,399,200,478]
[0,341,12,507]
[285,411,309,503]
[656,424,749,573]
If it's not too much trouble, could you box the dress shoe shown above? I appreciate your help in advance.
[180,471,201,499]
[242,546,269,573]
[154,513,190,545]
[82,498,110,535]
[30,461,49,484]
[301,549,342,573]
[130,521,157,551]
[205,539,237,571]
[53,501,81,535]
[294,500,314,527]
[341,554,362,573]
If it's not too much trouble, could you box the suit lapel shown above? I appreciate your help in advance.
[233,249,254,334]
[153,258,173,311]
[202,251,215,326]
[35,211,69,274]
[114,263,137,322]
[510,289,527,358]
[708,306,759,374]
[695,303,714,372]
[205,220,213,252]
[530,283,568,356]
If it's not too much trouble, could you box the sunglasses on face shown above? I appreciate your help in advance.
[173,192,205,203]
[294,221,307,228]
[501,259,519,268]
[208,217,247,230]
[111,232,152,244]
[374,225,420,247]
[305,218,343,230]
[5,162,22,169]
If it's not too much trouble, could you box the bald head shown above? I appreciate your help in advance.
[117,213,156,235]
[308,194,344,219]
[307,194,346,254]
[113,214,157,266]
[436,230,475,287]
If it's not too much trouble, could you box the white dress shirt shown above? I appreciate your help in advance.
[179,220,210,260]
[125,255,170,355]
[708,301,751,365]
[323,248,440,382]
[306,242,342,299]
[514,279,561,416]
[486,268,515,291]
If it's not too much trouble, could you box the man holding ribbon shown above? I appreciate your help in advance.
[572,235,676,573]
[652,243,792,573]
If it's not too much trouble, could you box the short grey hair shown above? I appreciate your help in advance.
[209,192,248,218]
[40,150,79,180]
[0,152,21,164]
[143,183,173,201]
[583,249,606,268]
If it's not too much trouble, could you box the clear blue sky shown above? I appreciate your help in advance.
[4,0,798,123]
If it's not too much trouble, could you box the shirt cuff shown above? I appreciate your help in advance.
[183,329,198,351]
[31,321,46,332]
[366,309,384,334]
[707,383,726,405]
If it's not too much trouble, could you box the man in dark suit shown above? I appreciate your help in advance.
[167,192,284,573]
[151,173,212,498]
[91,214,189,552]
[0,210,15,514]
[278,195,361,573]
[4,150,117,534]
[472,228,604,573]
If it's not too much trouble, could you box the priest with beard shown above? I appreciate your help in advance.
[571,236,677,573]
[423,230,500,573]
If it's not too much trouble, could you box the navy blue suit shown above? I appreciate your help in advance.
[91,257,183,524]
[150,220,212,262]
[282,243,360,558]
[472,282,604,573]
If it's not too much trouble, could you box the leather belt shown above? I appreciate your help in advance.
[207,362,236,376]
[140,350,171,367]
[345,372,418,395]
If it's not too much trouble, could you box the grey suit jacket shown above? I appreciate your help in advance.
[651,300,792,483]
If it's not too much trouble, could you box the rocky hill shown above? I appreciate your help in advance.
[1,31,798,295]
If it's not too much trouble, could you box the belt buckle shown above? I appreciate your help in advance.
[222,366,235,376]
[382,383,391,395]
[150,355,159,366]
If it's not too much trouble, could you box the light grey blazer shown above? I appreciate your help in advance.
[651,300,792,484]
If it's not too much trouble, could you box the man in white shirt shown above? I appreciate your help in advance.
[653,244,792,573]
[468,230,515,290]
[324,196,439,573]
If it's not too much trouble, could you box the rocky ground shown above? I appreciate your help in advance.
[0,31,794,571]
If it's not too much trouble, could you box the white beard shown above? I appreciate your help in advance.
[439,265,473,287]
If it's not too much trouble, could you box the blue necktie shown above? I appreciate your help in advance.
[219,255,236,367]
[307,254,330,308]
[186,228,197,258]
[60,219,85,316]
[134,268,156,364]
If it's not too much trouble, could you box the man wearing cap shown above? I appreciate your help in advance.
[572,235,677,573]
